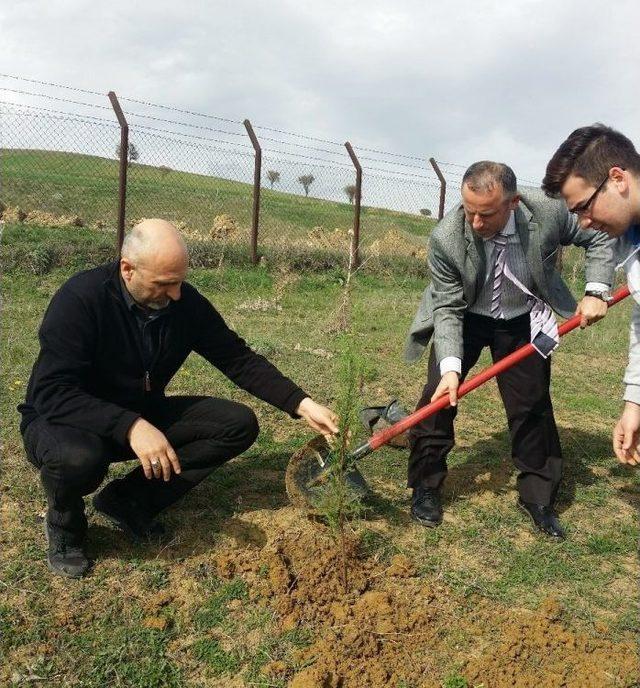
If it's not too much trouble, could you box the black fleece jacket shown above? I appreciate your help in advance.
[18,262,308,444]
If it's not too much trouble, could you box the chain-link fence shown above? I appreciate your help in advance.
[0,75,542,278]
[0,101,121,230]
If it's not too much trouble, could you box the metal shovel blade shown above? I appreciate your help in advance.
[285,435,369,512]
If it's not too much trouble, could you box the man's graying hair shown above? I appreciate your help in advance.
[121,227,147,262]
[121,224,187,263]
[462,161,518,198]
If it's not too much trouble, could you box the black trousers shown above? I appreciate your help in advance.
[408,312,562,505]
[22,396,259,543]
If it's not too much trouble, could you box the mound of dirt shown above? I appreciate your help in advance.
[210,214,238,239]
[210,517,638,688]
[306,227,351,251]
[25,210,84,227]
[366,228,427,260]
[464,597,638,688]
[3,205,27,223]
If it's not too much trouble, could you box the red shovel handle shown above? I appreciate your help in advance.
[362,284,631,454]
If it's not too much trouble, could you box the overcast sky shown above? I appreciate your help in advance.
[2,0,639,187]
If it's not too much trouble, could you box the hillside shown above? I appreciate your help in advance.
[0,149,437,246]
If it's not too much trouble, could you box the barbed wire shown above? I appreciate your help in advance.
[436,159,540,186]
[117,96,241,125]
[0,99,437,182]
[1,75,544,188]
[435,159,468,169]
[355,145,427,162]
[355,155,431,172]
[252,123,344,147]
[0,101,117,126]
[261,155,354,176]
[0,73,104,97]
[130,127,255,156]
[122,107,244,135]
[0,87,112,111]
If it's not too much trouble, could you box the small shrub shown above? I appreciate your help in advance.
[26,245,57,275]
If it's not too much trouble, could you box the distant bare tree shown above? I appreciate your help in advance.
[267,170,281,189]
[419,208,432,217]
[298,174,315,197]
[115,142,139,167]
[344,184,357,204]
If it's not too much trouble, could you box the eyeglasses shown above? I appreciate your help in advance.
[568,174,611,216]
[568,175,609,216]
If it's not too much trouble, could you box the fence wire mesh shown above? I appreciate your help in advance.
[258,149,357,269]
[0,102,120,231]
[1,77,543,280]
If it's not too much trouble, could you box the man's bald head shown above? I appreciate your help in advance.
[120,219,189,310]
[121,219,188,270]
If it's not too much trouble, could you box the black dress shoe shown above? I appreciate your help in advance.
[411,486,443,527]
[518,499,565,539]
[93,480,166,542]
[44,521,91,578]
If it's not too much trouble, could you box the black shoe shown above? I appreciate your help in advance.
[411,486,443,527]
[93,480,166,542]
[518,499,565,539]
[44,521,90,578]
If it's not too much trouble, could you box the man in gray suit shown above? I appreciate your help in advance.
[405,161,615,538]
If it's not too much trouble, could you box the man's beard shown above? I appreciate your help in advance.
[127,283,170,310]
[146,298,170,310]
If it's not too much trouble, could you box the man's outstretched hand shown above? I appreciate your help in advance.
[296,397,340,440]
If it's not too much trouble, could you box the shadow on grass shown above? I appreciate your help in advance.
[443,425,621,514]
[79,425,635,563]
[88,449,293,561]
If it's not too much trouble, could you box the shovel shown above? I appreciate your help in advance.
[285,285,631,510]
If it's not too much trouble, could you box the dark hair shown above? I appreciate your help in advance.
[462,161,517,198]
[542,123,640,197]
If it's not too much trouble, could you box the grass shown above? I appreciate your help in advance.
[1,226,638,686]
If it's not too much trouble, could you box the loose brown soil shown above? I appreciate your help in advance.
[207,510,639,688]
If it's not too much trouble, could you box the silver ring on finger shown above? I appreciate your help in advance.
[151,458,160,467]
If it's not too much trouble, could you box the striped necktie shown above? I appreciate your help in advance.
[490,231,559,358]
[490,232,508,319]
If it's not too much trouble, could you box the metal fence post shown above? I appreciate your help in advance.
[243,119,261,265]
[429,157,446,221]
[344,142,362,270]
[108,91,129,254]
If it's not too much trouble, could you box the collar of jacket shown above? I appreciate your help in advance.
[458,198,542,293]
[104,260,125,303]
[460,198,537,248]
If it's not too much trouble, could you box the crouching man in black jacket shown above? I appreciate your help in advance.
[19,219,339,578]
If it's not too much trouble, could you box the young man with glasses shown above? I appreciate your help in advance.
[405,161,615,538]
[543,123,640,467]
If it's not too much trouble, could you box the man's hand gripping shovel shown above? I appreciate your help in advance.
[285,286,631,511]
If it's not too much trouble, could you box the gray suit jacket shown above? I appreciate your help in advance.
[405,188,616,363]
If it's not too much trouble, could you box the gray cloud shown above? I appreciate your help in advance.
[2,0,639,184]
